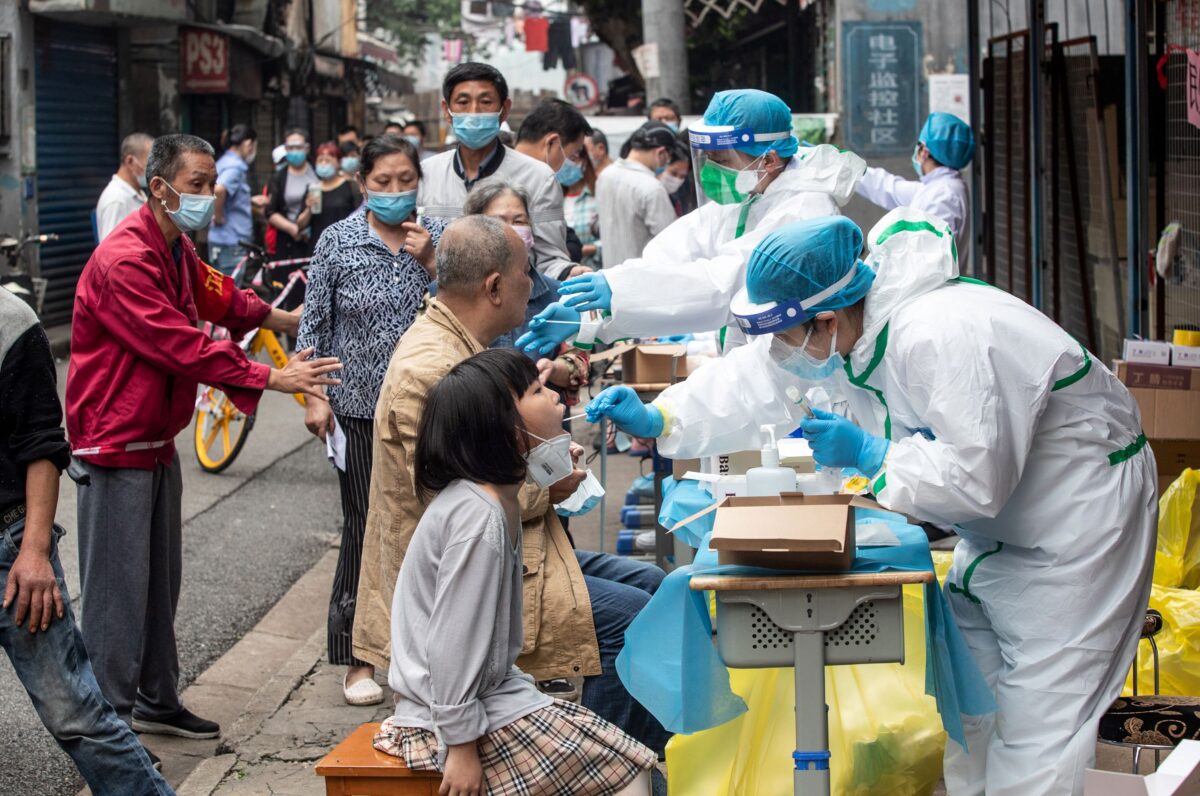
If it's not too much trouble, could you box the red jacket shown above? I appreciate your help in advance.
[67,203,272,469]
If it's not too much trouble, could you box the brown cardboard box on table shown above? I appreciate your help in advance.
[1114,361,1200,494]
[621,344,690,387]
[672,494,878,571]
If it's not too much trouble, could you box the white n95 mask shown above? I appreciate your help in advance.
[555,469,605,517]
[524,430,575,488]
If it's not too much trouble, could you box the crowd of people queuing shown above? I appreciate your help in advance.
[0,53,1006,796]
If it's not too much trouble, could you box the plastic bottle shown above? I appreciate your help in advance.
[746,425,798,497]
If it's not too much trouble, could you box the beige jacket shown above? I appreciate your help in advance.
[352,299,601,680]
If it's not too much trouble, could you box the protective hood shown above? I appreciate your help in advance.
[762,144,866,207]
[853,207,959,362]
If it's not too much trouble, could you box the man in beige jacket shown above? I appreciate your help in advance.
[354,215,669,753]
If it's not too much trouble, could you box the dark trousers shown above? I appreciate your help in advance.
[329,415,373,667]
[576,550,672,754]
[77,455,184,725]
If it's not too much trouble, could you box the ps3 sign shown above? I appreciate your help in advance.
[181,29,230,94]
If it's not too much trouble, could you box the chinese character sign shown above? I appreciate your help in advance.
[1188,48,1200,130]
[843,21,922,155]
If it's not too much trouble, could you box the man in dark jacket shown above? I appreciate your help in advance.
[0,285,173,793]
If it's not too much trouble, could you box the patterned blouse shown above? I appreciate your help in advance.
[297,207,446,419]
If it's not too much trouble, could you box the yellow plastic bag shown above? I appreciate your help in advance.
[1125,469,1200,696]
[666,584,947,796]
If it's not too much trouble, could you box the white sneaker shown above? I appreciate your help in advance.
[343,673,384,706]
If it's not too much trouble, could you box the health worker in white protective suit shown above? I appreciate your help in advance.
[515,88,865,355]
[856,111,973,249]
[586,210,1158,796]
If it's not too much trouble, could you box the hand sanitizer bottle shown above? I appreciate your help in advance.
[746,425,798,497]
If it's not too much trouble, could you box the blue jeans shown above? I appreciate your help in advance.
[210,243,246,276]
[575,550,671,754]
[0,517,172,796]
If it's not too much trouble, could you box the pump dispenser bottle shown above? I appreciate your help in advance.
[746,425,798,496]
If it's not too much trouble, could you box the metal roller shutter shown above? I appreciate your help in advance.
[34,20,117,326]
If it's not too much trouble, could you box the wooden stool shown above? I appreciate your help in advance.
[315,722,443,796]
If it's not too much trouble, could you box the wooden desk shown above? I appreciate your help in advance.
[690,569,933,796]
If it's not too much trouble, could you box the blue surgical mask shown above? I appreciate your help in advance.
[161,182,216,232]
[403,134,422,150]
[137,174,148,189]
[775,326,843,382]
[452,112,501,150]
[912,144,923,178]
[556,143,584,187]
[665,121,680,133]
[340,156,359,173]
[366,189,417,225]
[315,164,337,179]
[285,150,307,167]
[555,470,605,517]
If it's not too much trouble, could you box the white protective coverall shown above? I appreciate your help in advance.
[654,207,1157,796]
[856,165,969,250]
[592,144,866,345]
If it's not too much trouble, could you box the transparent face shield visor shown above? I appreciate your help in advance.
[728,265,860,336]
[688,125,792,206]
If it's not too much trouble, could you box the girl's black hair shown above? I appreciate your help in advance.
[415,349,540,502]
[360,134,423,181]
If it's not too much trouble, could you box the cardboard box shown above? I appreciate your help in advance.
[620,344,690,387]
[1174,345,1200,369]
[1116,361,1200,391]
[1124,339,1173,366]
[1084,738,1200,795]
[674,494,879,571]
[1151,439,1200,478]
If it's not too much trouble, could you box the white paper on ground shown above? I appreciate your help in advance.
[326,418,347,471]
[1084,740,1200,795]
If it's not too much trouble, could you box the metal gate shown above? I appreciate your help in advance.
[34,19,118,327]
[1158,0,1200,340]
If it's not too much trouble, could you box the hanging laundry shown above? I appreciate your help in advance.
[524,17,550,53]
[570,16,590,49]
[544,18,575,70]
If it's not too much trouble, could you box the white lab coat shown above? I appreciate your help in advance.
[655,207,1156,796]
[594,145,866,343]
[856,165,969,252]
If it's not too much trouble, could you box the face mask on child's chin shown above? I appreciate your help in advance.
[523,429,574,488]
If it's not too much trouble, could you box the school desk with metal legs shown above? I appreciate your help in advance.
[689,570,935,796]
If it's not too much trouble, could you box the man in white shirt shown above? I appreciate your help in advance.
[95,133,153,241]
[855,112,974,249]
[595,122,678,269]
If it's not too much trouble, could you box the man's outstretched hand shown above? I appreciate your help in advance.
[267,347,342,401]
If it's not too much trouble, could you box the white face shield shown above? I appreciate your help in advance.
[688,125,791,206]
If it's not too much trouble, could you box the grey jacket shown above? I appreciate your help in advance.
[418,145,575,279]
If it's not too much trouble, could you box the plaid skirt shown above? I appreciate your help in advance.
[373,700,657,796]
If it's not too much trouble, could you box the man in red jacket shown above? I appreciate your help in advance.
[66,133,341,740]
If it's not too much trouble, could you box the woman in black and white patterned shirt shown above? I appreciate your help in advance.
[297,134,446,706]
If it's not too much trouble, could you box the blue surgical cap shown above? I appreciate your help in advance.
[919,112,976,170]
[702,89,799,159]
[746,217,875,311]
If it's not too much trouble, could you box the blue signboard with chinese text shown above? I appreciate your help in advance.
[843,21,922,155]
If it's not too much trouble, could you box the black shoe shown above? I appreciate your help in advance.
[132,707,220,740]
[144,747,162,772]
[536,678,579,702]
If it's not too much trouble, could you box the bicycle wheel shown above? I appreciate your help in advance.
[194,386,255,473]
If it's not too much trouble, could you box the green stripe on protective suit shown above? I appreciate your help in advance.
[615,509,996,749]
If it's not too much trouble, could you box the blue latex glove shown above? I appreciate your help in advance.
[559,272,613,312]
[585,386,664,438]
[799,408,890,474]
[515,302,580,356]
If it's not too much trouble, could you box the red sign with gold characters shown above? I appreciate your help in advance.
[181,28,230,94]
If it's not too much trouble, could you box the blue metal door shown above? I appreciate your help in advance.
[35,19,117,326]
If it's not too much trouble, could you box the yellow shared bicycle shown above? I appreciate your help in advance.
[193,246,309,473]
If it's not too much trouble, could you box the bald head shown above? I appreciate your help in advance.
[436,215,525,295]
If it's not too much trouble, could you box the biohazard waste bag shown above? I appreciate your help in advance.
[1126,469,1200,696]
[665,582,947,796]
